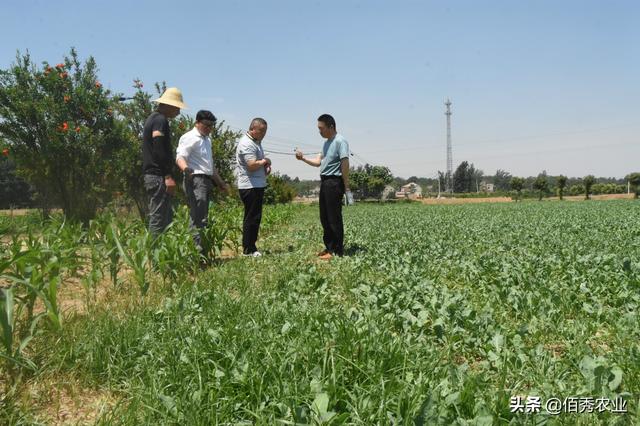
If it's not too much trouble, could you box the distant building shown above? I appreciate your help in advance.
[308,186,320,198]
[381,185,396,201]
[396,182,423,199]
[479,181,495,192]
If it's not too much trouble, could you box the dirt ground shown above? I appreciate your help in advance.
[551,193,634,201]
[0,208,36,216]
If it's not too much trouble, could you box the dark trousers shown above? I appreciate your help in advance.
[144,174,173,237]
[184,175,213,251]
[239,188,265,254]
[319,176,345,255]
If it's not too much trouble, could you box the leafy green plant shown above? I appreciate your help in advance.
[152,206,200,281]
[200,202,242,261]
[111,224,152,295]
[3,201,640,424]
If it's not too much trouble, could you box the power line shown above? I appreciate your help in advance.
[223,122,370,168]
[218,119,637,174]
[387,139,633,169]
[360,122,639,155]
[225,123,319,150]
[264,149,321,156]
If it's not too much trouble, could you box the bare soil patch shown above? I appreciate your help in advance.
[24,373,118,425]
[555,193,634,201]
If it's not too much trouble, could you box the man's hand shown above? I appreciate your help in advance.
[345,190,354,206]
[183,167,194,181]
[165,176,176,195]
[219,182,231,194]
[263,157,272,175]
[295,150,304,160]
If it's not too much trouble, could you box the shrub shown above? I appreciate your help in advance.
[264,173,296,204]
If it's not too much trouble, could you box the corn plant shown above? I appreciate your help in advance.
[152,206,200,282]
[111,224,152,295]
[85,211,144,288]
[200,202,242,260]
[0,252,43,385]
[81,216,110,304]
[0,288,40,388]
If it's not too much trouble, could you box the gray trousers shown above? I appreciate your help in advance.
[144,174,173,237]
[184,175,213,251]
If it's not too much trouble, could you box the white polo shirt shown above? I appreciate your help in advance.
[176,127,216,175]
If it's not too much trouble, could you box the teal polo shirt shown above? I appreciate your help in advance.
[320,134,350,176]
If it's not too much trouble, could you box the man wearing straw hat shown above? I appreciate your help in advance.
[142,87,187,237]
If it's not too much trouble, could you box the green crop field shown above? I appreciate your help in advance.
[1,200,639,425]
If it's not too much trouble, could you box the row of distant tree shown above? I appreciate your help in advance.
[278,160,640,201]
[509,172,640,201]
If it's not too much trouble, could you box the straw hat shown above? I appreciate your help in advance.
[152,87,188,109]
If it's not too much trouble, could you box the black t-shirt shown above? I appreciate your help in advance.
[142,112,172,176]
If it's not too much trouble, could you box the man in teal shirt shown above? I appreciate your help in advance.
[296,114,352,259]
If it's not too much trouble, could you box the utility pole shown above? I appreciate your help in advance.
[445,99,453,193]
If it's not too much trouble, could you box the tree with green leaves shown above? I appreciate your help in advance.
[627,173,640,198]
[583,175,595,200]
[453,161,471,193]
[533,173,549,201]
[452,161,483,193]
[368,165,393,199]
[556,175,567,200]
[0,49,130,223]
[493,169,512,191]
[510,177,525,201]
[264,173,296,204]
[350,164,393,199]
[349,168,368,200]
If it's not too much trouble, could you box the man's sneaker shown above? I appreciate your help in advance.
[243,251,262,257]
[317,249,329,257]
[319,252,333,261]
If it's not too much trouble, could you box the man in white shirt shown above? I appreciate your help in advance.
[176,110,230,254]
[236,118,271,257]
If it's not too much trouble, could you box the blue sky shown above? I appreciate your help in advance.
[2,0,638,179]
